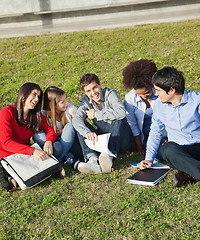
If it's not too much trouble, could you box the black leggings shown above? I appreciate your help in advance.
[0,163,13,191]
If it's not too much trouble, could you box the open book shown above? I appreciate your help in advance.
[84,133,116,157]
[127,168,171,186]
[130,159,170,169]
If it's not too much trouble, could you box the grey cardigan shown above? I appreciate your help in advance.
[72,87,126,136]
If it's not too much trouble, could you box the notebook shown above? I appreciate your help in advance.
[130,160,170,169]
[127,168,171,186]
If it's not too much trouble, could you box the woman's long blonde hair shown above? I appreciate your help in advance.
[43,86,67,132]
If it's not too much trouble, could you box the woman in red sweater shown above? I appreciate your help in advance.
[0,82,65,192]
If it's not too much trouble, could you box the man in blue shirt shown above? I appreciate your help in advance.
[138,66,200,187]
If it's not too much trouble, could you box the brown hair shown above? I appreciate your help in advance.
[80,73,100,91]
[43,86,67,132]
[15,82,43,133]
[122,59,157,90]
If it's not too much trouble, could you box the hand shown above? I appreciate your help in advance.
[56,128,62,138]
[43,140,53,155]
[162,139,168,145]
[137,160,153,170]
[32,148,49,161]
[85,132,98,145]
[137,148,146,155]
[86,109,96,120]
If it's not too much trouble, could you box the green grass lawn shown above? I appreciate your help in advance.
[0,19,200,239]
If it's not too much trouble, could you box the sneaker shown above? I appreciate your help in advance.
[63,157,74,165]
[63,157,80,170]
[58,167,66,178]
[99,153,113,173]
[77,161,101,174]
[72,158,80,170]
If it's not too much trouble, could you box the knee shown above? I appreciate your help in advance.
[160,142,180,158]
[33,132,46,145]
[63,123,75,134]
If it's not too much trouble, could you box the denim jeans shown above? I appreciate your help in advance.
[33,123,81,161]
[157,141,200,180]
[77,118,135,162]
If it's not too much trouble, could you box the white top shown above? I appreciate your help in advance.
[42,102,77,129]
[124,88,157,143]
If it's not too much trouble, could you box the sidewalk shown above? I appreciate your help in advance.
[0,1,200,38]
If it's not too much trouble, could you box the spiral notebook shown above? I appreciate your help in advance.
[127,168,171,186]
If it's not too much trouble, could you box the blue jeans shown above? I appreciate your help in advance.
[33,123,81,161]
[77,118,135,162]
[157,141,200,180]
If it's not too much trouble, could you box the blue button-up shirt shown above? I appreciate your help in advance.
[124,88,157,143]
[145,90,200,162]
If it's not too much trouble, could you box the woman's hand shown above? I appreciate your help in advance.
[137,160,153,170]
[134,135,145,155]
[137,147,146,155]
[32,148,49,161]
[43,140,53,155]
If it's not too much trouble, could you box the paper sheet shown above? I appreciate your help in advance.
[84,133,116,157]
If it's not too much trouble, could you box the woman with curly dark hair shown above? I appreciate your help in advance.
[122,59,158,155]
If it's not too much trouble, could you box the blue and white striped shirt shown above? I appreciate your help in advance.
[145,90,200,162]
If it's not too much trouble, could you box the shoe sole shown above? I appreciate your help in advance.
[8,177,18,192]
[78,164,101,174]
[99,155,112,173]
[59,168,66,178]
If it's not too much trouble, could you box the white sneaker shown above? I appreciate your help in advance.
[77,161,101,174]
[99,153,113,173]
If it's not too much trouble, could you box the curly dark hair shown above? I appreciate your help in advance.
[122,59,157,90]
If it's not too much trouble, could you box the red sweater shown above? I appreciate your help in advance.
[0,105,57,159]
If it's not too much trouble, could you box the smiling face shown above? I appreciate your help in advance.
[136,88,153,100]
[24,89,41,112]
[56,94,68,112]
[83,81,102,104]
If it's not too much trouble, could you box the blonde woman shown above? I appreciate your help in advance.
[33,86,81,167]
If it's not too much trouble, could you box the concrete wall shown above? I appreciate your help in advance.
[0,0,165,16]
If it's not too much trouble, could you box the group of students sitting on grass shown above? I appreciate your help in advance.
[0,59,200,193]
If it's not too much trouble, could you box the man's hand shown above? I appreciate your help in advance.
[86,109,96,120]
[43,140,53,155]
[137,160,153,170]
[32,148,49,161]
[85,132,98,145]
